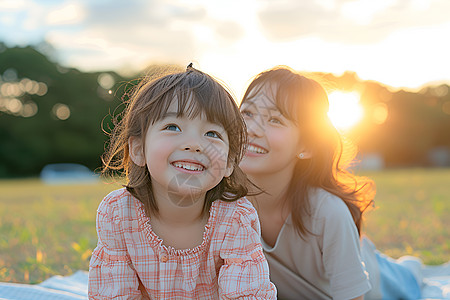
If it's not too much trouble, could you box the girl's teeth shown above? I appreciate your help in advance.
[247,145,267,154]
[173,162,204,171]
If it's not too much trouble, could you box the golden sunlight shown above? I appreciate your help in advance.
[328,91,363,130]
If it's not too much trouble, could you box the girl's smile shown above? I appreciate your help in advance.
[171,160,205,173]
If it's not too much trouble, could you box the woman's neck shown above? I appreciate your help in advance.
[246,169,293,213]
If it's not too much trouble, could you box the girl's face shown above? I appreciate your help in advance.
[239,84,304,178]
[129,99,233,207]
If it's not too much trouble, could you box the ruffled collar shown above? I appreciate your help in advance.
[134,197,218,256]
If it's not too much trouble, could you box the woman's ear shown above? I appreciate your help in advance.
[297,142,313,160]
[129,136,146,166]
[297,150,313,159]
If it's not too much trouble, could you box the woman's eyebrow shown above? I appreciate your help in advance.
[243,99,280,115]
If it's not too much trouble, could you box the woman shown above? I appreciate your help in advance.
[239,65,421,299]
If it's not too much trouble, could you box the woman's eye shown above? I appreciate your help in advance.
[269,117,282,124]
[205,131,221,139]
[241,110,253,118]
[164,124,181,131]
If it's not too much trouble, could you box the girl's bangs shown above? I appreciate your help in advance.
[150,76,239,137]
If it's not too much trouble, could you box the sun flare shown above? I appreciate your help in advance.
[328,91,364,130]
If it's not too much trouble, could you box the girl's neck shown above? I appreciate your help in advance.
[149,187,210,250]
[151,183,208,226]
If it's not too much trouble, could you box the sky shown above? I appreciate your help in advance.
[1,0,450,99]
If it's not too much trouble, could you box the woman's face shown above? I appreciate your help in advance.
[239,84,304,178]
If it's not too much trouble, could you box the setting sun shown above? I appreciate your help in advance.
[328,91,364,130]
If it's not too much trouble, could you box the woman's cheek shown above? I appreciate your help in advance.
[267,128,291,145]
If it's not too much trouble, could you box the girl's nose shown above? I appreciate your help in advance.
[182,136,202,153]
[184,145,201,153]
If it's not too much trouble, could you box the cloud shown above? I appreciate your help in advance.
[46,2,86,25]
[37,0,239,72]
[256,0,450,44]
[212,20,245,41]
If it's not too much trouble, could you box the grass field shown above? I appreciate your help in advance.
[1,168,449,284]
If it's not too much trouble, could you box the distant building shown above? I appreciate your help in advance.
[40,163,99,185]
[428,147,450,167]
[354,153,385,171]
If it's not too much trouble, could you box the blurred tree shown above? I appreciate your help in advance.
[318,71,450,167]
[0,44,449,177]
[0,46,125,177]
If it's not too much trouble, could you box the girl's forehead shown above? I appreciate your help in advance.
[162,94,225,127]
[164,93,201,115]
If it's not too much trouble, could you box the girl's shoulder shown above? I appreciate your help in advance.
[212,197,258,224]
[213,197,256,215]
[97,187,135,218]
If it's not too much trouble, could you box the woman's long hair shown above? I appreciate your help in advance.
[241,65,375,236]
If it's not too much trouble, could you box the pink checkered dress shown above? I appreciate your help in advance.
[88,188,277,299]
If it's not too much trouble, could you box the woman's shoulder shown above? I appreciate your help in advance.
[307,188,359,243]
[308,187,351,218]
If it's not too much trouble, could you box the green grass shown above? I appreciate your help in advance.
[362,168,450,265]
[0,178,123,284]
[0,168,449,283]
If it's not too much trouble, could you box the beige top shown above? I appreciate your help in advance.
[261,188,371,300]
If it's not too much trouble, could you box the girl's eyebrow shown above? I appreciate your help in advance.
[161,112,179,118]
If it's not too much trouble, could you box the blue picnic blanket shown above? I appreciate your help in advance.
[0,271,87,299]
[0,267,449,299]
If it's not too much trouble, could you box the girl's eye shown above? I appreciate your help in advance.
[205,131,221,139]
[164,124,181,131]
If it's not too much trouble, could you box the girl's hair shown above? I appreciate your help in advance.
[103,65,248,216]
[241,65,375,236]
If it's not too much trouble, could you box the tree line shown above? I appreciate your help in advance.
[0,44,449,177]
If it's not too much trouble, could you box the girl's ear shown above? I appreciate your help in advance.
[224,161,234,178]
[129,136,146,166]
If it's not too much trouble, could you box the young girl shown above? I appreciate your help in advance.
[88,65,277,299]
[239,66,422,300]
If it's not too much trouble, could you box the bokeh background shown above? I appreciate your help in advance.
[1,0,450,176]
[0,0,449,284]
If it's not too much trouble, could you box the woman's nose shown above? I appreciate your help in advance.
[246,118,265,138]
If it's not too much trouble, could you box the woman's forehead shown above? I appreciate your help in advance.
[244,84,280,111]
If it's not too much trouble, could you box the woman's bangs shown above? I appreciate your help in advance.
[275,88,298,122]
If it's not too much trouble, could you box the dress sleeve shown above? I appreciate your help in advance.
[88,192,142,299]
[218,200,277,299]
[319,197,371,300]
